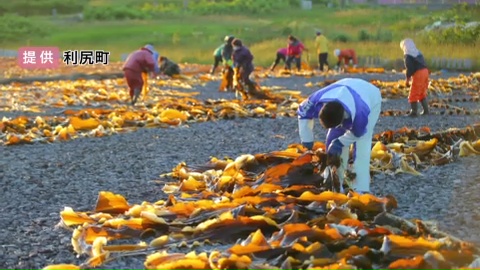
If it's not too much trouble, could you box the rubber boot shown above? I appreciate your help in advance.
[131,88,141,105]
[405,102,418,117]
[420,98,429,115]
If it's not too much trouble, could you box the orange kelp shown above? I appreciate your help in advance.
[305,72,479,100]
[44,126,480,269]
[0,96,301,146]
[2,73,479,146]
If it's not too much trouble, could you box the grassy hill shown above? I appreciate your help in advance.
[0,0,478,69]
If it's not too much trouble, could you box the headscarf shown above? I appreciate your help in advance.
[400,38,420,57]
[143,44,155,53]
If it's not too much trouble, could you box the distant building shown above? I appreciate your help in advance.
[376,0,477,4]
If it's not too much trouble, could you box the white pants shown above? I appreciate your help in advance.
[337,103,381,193]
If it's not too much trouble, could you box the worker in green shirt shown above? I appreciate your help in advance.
[211,43,225,75]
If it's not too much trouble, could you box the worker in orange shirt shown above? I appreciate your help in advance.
[333,49,358,70]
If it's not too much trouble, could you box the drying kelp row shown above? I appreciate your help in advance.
[2,74,480,146]
[1,71,478,113]
[43,125,480,270]
[372,73,479,99]
[0,92,300,146]
[0,54,377,82]
[0,58,215,81]
[3,94,480,147]
[305,73,480,98]
[0,76,216,112]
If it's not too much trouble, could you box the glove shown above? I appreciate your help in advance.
[327,139,344,156]
[327,154,341,167]
[302,142,314,150]
[327,139,344,167]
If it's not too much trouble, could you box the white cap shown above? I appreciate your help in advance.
[334,49,341,57]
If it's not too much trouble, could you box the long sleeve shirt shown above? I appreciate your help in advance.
[404,53,427,78]
[123,48,156,74]
[315,35,329,54]
[277,48,288,56]
[213,44,225,57]
[222,44,234,63]
[232,46,254,72]
[297,78,382,146]
[287,41,305,56]
[337,49,358,66]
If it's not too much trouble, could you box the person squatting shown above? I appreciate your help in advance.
[297,78,382,194]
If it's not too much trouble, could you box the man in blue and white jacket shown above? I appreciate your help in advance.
[297,78,382,193]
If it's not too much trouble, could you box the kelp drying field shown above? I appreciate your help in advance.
[1,70,478,146]
[0,59,479,269]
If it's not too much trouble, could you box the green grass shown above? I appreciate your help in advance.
[2,4,479,69]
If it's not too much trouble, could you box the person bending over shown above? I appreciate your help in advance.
[159,56,181,77]
[297,78,382,194]
[122,44,157,105]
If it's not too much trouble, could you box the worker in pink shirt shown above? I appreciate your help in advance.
[285,35,308,71]
[122,45,157,105]
[269,47,287,71]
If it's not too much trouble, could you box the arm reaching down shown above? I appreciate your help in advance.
[297,97,322,150]
[144,52,156,74]
[298,119,314,149]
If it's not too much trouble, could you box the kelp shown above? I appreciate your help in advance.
[44,125,480,269]
[2,72,479,145]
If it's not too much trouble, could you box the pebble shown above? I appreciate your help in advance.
[0,75,478,268]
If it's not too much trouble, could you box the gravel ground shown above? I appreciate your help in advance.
[0,73,479,269]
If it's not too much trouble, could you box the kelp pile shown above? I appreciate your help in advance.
[2,73,479,146]
[0,56,369,80]
[44,126,480,270]
[305,73,480,99]
[0,94,302,145]
[0,57,213,79]
[372,73,480,99]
